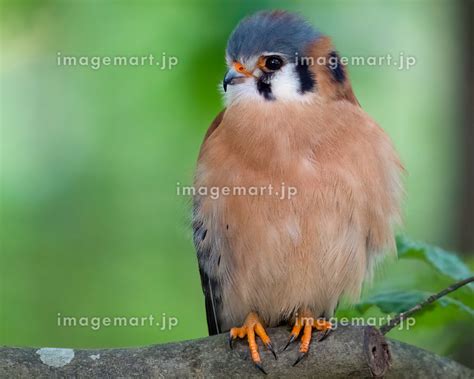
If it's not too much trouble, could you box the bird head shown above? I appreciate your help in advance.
[222,11,358,106]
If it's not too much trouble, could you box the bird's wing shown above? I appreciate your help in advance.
[193,213,222,335]
[198,109,226,157]
[193,110,226,336]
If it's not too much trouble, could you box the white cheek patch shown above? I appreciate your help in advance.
[270,64,299,99]
[221,78,263,106]
[271,64,313,103]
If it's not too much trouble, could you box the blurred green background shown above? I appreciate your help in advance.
[1,0,472,368]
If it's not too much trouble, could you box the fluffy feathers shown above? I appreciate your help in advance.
[194,11,403,335]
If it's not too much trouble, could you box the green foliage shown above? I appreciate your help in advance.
[353,235,473,320]
[396,235,473,283]
[333,236,473,363]
[357,290,474,316]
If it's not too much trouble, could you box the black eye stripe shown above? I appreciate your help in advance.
[328,51,345,83]
[257,73,274,100]
[295,62,316,94]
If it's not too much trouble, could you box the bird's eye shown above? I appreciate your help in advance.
[264,56,283,71]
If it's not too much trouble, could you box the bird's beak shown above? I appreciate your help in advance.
[223,68,246,92]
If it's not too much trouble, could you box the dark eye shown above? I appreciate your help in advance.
[264,56,283,71]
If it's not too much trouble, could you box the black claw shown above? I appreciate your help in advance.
[316,328,332,342]
[292,352,308,367]
[254,362,267,375]
[266,342,277,360]
[282,334,296,351]
[228,334,234,349]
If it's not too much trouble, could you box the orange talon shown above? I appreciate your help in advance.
[287,312,333,366]
[254,322,270,345]
[315,318,332,331]
[283,318,303,351]
[299,323,313,354]
[290,319,303,338]
[230,326,247,339]
[255,322,277,359]
[228,312,276,373]
[314,318,333,342]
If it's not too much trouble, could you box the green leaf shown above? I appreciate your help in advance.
[357,291,426,314]
[357,290,474,316]
[396,235,473,285]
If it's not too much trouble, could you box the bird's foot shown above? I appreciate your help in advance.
[283,313,333,366]
[229,312,277,374]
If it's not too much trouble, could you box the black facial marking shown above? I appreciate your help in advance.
[328,51,345,83]
[295,61,316,93]
[257,73,274,100]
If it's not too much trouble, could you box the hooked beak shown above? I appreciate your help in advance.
[223,68,246,92]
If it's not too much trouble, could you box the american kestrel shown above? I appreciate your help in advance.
[193,10,403,372]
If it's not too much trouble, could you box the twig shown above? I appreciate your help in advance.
[380,276,474,335]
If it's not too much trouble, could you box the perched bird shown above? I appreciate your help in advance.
[193,10,403,372]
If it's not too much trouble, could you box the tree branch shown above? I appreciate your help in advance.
[1,325,472,378]
[380,276,474,335]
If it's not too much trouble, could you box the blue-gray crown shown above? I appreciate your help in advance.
[226,11,320,62]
